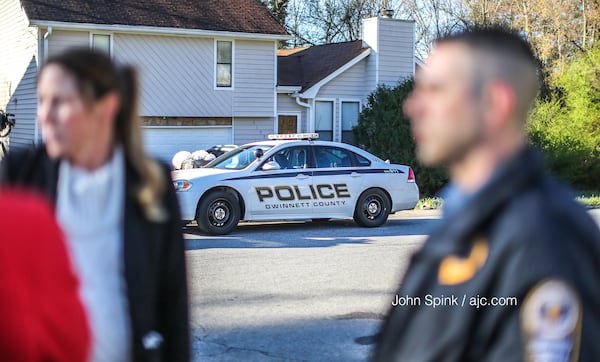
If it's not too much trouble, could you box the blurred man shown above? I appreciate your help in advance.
[374,26,600,361]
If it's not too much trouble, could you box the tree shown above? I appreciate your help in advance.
[487,0,600,73]
[285,0,316,47]
[261,0,290,25]
[353,79,448,197]
[275,0,397,47]
[261,0,292,47]
[302,0,388,44]
[395,0,467,58]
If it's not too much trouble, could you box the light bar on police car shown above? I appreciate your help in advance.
[267,133,319,140]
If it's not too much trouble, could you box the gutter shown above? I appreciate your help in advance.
[30,20,291,41]
[294,96,313,133]
[43,26,52,61]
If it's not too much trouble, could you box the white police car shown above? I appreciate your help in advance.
[172,133,419,234]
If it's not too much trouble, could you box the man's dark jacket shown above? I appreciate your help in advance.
[1,146,190,362]
[373,148,600,361]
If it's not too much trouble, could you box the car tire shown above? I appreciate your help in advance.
[353,188,390,227]
[197,190,240,235]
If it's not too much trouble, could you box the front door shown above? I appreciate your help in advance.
[246,145,313,219]
[278,115,298,134]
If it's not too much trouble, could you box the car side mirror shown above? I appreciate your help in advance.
[262,161,281,171]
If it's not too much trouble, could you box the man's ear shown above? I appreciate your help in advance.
[96,92,121,123]
[483,80,516,132]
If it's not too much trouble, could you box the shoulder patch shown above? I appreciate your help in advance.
[521,279,582,362]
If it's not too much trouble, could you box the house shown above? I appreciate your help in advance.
[0,0,289,162]
[0,0,414,163]
[277,16,414,144]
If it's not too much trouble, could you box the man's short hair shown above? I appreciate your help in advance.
[436,25,541,121]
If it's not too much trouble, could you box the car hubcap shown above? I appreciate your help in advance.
[209,200,230,225]
[365,197,382,219]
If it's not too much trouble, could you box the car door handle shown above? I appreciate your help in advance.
[350,172,361,177]
[296,174,309,180]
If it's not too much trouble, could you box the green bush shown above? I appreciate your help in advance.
[353,79,448,197]
[527,46,600,190]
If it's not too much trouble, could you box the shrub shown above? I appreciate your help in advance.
[527,46,600,190]
[353,79,448,197]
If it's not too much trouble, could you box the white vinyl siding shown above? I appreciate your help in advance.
[233,117,273,145]
[362,17,414,88]
[47,30,89,58]
[114,35,276,119]
[362,18,380,90]
[4,59,38,148]
[114,34,234,117]
[378,20,414,86]
[317,59,369,99]
[233,40,276,117]
[0,0,39,149]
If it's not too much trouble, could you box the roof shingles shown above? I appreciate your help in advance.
[21,0,288,35]
[277,40,369,92]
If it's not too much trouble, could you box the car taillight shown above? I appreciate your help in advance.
[407,167,416,183]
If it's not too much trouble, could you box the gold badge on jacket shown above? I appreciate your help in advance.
[438,236,489,285]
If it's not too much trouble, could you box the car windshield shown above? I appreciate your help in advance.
[205,145,273,170]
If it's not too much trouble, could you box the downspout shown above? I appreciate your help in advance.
[294,95,312,133]
[43,26,52,61]
[35,26,52,145]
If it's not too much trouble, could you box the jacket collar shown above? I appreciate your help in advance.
[422,147,545,259]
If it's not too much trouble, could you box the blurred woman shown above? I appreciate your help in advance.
[0,48,189,362]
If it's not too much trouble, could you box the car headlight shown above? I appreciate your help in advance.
[173,180,193,192]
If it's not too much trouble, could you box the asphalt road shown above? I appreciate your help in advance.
[185,209,600,361]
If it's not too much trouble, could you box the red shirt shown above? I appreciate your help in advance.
[0,189,90,362]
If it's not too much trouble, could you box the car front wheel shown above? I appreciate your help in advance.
[353,189,390,227]
[197,190,240,235]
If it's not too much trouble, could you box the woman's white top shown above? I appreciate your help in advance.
[56,148,132,362]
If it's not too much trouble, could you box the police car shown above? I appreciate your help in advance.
[172,133,419,234]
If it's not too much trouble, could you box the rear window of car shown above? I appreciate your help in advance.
[355,153,371,167]
[313,146,370,168]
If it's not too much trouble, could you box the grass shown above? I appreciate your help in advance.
[413,191,600,211]
[576,192,600,208]
[415,197,444,210]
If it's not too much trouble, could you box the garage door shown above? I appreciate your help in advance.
[142,126,232,164]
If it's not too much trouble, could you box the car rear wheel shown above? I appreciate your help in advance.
[197,191,240,235]
[353,189,390,227]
